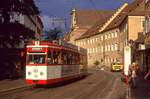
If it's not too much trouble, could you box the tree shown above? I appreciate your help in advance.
[94,60,100,67]
[45,28,62,41]
[0,0,39,48]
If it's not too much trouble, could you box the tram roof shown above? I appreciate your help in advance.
[26,40,87,54]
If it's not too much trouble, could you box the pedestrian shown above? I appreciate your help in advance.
[128,62,138,88]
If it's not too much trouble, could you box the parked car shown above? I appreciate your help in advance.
[111,62,123,72]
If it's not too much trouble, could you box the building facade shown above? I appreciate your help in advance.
[13,14,43,41]
[0,0,43,79]
[69,0,147,68]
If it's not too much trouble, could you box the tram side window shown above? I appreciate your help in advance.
[57,51,62,64]
[48,50,62,64]
[72,53,75,64]
[48,51,53,64]
[63,52,67,64]
[62,51,79,65]
[68,53,72,64]
[72,53,77,65]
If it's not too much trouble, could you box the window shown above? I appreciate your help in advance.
[101,46,104,52]
[78,42,80,46]
[105,45,107,52]
[104,58,106,63]
[90,39,92,43]
[84,41,86,45]
[115,43,118,50]
[105,34,108,40]
[115,31,118,37]
[142,20,145,29]
[95,47,98,53]
[48,51,53,64]
[72,53,78,64]
[111,32,114,38]
[96,38,98,42]
[101,36,103,41]
[111,44,114,51]
[88,40,90,44]
[108,45,110,51]
[28,54,46,64]
[93,48,95,53]
[93,39,95,43]
[108,33,110,39]
[53,51,62,64]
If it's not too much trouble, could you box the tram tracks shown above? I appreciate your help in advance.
[0,85,33,97]
[0,85,47,99]
[0,83,66,99]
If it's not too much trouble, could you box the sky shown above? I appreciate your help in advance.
[35,0,133,31]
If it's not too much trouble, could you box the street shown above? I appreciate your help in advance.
[1,0,150,99]
[0,69,126,99]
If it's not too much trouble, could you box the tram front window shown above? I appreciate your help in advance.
[28,54,46,64]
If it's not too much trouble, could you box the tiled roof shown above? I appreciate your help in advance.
[76,0,146,40]
[103,0,145,31]
[75,9,114,27]
[104,0,145,31]
[75,10,114,39]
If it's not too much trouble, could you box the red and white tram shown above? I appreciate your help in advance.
[25,40,87,85]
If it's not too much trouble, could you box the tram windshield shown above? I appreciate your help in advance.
[27,54,46,64]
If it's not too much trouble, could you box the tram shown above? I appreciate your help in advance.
[25,40,87,85]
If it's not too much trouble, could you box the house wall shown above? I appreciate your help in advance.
[75,28,122,68]
[128,16,145,41]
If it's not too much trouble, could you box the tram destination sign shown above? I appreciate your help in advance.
[32,47,42,51]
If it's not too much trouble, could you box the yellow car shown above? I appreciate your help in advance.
[111,62,123,72]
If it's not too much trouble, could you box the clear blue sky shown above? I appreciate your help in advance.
[35,0,133,31]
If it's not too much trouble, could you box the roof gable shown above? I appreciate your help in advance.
[75,9,114,27]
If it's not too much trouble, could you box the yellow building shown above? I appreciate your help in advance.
[69,0,147,68]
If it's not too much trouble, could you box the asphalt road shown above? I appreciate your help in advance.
[0,69,126,99]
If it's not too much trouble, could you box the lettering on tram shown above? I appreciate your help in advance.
[25,40,87,85]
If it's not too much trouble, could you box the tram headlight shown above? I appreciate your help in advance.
[40,72,44,76]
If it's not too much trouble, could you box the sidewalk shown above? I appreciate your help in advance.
[0,79,28,92]
[130,75,150,99]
